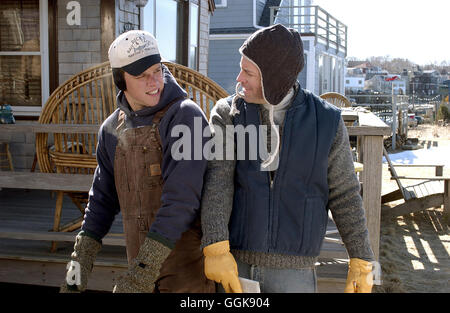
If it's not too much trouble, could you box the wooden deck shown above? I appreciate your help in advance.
[0,188,348,292]
[0,188,127,291]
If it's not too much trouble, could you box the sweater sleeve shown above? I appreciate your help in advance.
[81,122,121,242]
[327,118,375,261]
[148,100,210,245]
[200,99,236,248]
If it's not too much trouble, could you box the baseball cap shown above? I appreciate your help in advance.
[108,30,162,76]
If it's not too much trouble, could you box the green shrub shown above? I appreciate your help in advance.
[437,105,450,121]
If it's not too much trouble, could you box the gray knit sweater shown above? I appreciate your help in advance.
[201,93,374,269]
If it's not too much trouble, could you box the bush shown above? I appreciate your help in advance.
[437,105,450,121]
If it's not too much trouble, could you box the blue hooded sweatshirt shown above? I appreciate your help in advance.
[81,65,210,245]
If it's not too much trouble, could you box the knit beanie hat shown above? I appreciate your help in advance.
[233,24,303,170]
[239,23,304,106]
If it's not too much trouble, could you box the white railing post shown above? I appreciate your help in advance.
[336,19,339,54]
[270,4,346,54]
[270,7,274,25]
[326,10,330,50]
[314,5,318,45]
[392,94,397,150]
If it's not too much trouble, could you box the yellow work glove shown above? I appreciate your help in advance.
[203,240,243,293]
[344,258,374,293]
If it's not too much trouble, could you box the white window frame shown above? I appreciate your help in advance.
[141,0,156,35]
[188,2,199,70]
[215,0,227,8]
[301,37,315,93]
[142,0,178,62]
[0,0,49,116]
[318,52,345,95]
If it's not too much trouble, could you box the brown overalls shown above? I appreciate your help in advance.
[113,101,214,293]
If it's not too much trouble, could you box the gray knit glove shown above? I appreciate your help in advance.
[112,236,172,293]
[60,233,102,293]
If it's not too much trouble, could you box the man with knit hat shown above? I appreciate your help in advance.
[60,30,214,293]
[201,24,375,293]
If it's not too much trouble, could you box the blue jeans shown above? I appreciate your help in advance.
[218,259,317,293]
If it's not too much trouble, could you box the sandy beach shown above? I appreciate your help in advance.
[374,124,450,293]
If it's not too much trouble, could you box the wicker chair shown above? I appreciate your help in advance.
[320,92,363,173]
[0,142,14,171]
[320,92,351,108]
[36,61,228,250]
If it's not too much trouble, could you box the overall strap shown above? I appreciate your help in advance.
[115,96,186,138]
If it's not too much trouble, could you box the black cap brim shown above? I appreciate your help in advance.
[122,54,162,76]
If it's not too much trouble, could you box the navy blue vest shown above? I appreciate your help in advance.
[228,88,341,257]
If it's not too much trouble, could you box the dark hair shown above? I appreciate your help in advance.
[112,68,126,91]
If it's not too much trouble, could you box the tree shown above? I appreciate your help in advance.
[347,56,450,76]
[437,105,450,122]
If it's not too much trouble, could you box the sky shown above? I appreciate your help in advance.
[313,0,450,65]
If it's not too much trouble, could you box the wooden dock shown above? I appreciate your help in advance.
[0,188,348,292]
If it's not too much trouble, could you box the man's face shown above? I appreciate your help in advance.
[124,62,164,110]
[236,56,266,104]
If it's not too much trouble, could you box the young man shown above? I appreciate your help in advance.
[61,30,214,293]
[201,24,375,293]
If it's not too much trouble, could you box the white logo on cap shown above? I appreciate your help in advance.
[126,35,154,58]
[109,31,160,69]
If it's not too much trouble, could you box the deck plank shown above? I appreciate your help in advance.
[0,172,93,192]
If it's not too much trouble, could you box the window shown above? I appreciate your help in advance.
[318,54,322,91]
[319,53,344,94]
[143,0,178,62]
[214,0,227,8]
[143,0,155,35]
[143,0,198,69]
[298,52,307,88]
[318,54,324,94]
[188,2,199,70]
[0,0,48,115]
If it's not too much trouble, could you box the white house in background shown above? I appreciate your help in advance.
[208,0,347,95]
[345,67,365,94]
[392,78,407,95]
[345,76,365,94]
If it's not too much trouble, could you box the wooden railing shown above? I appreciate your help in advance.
[269,5,347,55]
